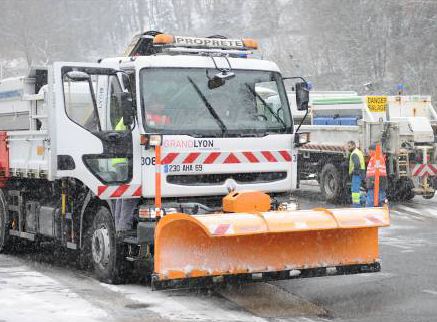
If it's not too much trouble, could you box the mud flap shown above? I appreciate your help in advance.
[152,206,389,290]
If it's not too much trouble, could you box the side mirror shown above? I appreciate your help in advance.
[65,71,90,82]
[295,82,309,111]
[121,92,134,126]
[208,71,235,89]
[121,73,132,92]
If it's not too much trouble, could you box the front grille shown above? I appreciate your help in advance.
[166,172,287,186]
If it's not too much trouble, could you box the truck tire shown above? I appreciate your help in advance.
[320,163,342,203]
[90,205,123,284]
[389,178,414,201]
[0,189,10,253]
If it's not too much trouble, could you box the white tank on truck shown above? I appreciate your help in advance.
[294,92,437,202]
[0,31,389,290]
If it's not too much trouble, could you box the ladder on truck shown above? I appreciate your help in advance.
[397,149,410,177]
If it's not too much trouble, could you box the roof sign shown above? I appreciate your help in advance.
[153,34,258,50]
[174,36,244,48]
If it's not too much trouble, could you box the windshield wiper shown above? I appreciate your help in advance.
[245,83,287,131]
[187,76,227,135]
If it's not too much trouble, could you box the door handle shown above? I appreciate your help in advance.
[107,132,122,140]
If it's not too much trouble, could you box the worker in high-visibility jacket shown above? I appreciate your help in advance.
[112,117,137,232]
[145,95,170,126]
[112,117,128,178]
[113,101,171,232]
[366,143,388,207]
[347,140,366,207]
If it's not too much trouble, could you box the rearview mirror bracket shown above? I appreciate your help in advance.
[121,92,134,127]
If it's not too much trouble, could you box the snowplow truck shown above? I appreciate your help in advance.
[0,31,389,290]
[294,93,437,202]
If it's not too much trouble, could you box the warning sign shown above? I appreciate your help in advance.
[367,96,387,112]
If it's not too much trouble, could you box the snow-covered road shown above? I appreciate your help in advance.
[0,256,109,322]
[1,188,437,322]
[0,253,331,322]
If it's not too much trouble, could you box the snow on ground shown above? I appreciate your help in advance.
[103,283,266,322]
[395,204,437,219]
[0,255,109,322]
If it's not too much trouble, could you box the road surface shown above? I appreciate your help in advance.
[1,184,437,322]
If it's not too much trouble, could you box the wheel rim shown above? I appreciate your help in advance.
[324,172,337,197]
[92,225,111,266]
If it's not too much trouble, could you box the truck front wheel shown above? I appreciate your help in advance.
[320,163,342,203]
[90,206,123,284]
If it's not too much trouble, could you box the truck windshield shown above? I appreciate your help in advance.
[139,68,292,136]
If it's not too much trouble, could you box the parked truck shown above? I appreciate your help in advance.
[295,92,437,202]
[0,31,389,290]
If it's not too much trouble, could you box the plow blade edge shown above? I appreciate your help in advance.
[152,206,389,290]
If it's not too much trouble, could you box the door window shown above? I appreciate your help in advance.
[64,74,101,132]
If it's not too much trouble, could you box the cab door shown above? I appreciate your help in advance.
[52,62,141,199]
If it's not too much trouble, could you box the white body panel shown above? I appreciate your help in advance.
[141,135,296,198]
[394,117,434,143]
[0,77,35,130]
[300,125,360,148]
[101,56,281,74]
[7,130,50,177]
[0,72,52,179]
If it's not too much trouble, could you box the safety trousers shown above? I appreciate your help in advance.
[351,174,363,208]
[366,188,387,207]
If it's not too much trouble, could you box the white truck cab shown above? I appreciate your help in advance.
[57,33,308,204]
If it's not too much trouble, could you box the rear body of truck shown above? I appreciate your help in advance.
[297,94,437,202]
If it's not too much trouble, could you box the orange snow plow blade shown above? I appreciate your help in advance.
[152,205,389,290]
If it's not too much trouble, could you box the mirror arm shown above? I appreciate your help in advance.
[295,108,309,134]
[282,76,308,83]
[114,69,136,106]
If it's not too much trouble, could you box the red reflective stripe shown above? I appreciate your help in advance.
[242,152,259,163]
[182,152,201,164]
[414,164,426,176]
[279,150,292,161]
[428,164,437,173]
[223,153,241,164]
[261,151,277,162]
[97,186,108,197]
[162,153,179,164]
[214,224,230,235]
[133,186,142,197]
[110,185,130,198]
[203,152,221,164]
[161,151,292,164]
